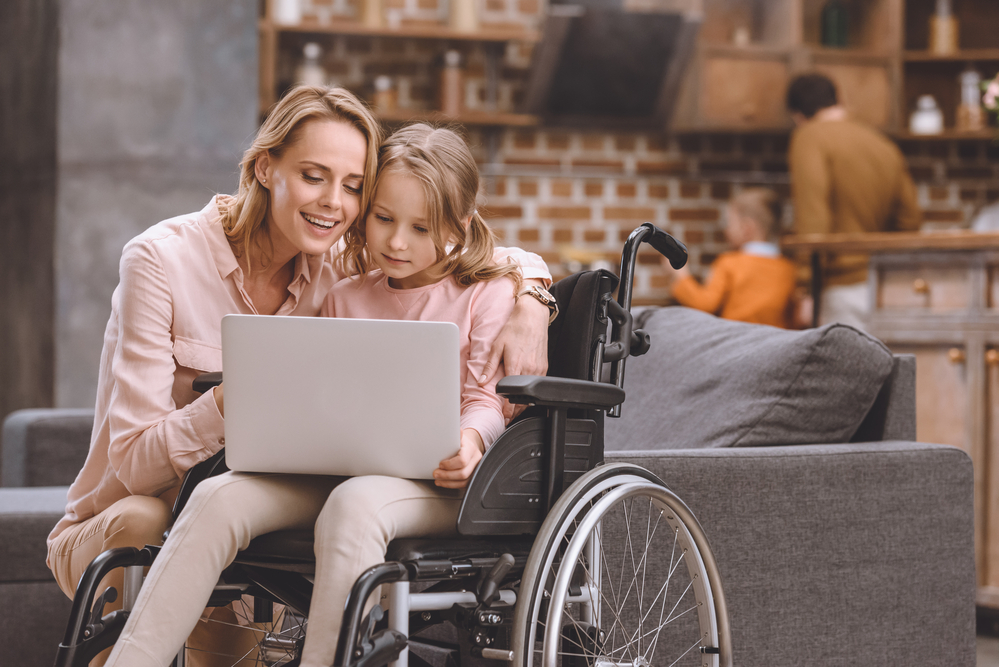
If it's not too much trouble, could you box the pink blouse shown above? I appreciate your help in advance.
[48,197,550,548]
[323,271,517,449]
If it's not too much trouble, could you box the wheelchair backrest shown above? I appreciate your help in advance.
[546,269,620,383]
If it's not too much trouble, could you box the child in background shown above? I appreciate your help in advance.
[662,187,796,328]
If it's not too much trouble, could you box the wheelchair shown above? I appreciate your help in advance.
[55,223,731,667]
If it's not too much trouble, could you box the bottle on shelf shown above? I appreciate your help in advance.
[910,95,944,135]
[360,0,383,29]
[929,0,958,55]
[373,75,397,113]
[820,0,848,48]
[295,43,328,87]
[449,0,479,33]
[270,0,302,26]
[731,25,750,47]
[439,50,464,117]
[956,68,985,132]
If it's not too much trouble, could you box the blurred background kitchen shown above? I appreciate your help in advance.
[4,0,999,655]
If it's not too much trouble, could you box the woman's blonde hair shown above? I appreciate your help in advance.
[729,187,784,240]
[339,123,520,289]
[218,84,382,268]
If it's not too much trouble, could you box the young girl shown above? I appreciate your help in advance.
[104,123,525,667]
[663,187,797,328]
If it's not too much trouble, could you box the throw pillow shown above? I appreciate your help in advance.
[605,307,895,450]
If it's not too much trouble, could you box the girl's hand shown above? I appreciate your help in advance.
[433,429,485,489]
[478,279,549,385]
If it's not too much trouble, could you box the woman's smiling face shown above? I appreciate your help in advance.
[256,119,368,261]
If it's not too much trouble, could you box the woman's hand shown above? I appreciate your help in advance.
[213,382,225,418]
[433,429,485,489]
[478,279,550,385]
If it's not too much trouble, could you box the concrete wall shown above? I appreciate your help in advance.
[55,0,259,408]
[0,0,59,424]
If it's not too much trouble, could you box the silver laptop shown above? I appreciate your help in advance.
[222,314,461,479]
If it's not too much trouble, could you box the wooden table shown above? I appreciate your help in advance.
[784,230,999,607]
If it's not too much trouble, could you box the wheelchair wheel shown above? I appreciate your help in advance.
[181,601,305,666]
[512,463,731,667]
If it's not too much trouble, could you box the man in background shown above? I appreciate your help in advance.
[787,73,922,330]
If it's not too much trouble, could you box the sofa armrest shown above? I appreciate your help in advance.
[606,442,975,667]
[1,409,94,487]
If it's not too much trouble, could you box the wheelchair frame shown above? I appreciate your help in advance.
[54,223,731,667]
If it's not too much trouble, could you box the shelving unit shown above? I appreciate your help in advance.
[375,107,539,127]
[258,9,540,128]
[674,0,998,138]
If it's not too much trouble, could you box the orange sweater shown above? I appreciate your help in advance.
[671,251,797,328]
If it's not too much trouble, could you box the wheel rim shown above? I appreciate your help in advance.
[532,482,719,667]
[183,600,306,666]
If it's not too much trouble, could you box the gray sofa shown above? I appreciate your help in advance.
[0,308,975,666]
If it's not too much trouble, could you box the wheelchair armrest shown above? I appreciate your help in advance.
[496,376,624,410]
[193,372,223,394]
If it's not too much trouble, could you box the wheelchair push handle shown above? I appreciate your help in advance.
[617,222,686,313]
[604,223,685,417]
[647,224,688,270]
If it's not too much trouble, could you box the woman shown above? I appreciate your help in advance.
[48,85,553,664]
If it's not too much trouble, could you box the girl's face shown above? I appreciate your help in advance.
[256,119,367,262]
[365,170,444,289]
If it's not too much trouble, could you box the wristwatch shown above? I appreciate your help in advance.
[519,285,559,325]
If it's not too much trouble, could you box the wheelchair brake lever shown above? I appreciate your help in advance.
[352,605,408,667]
[87,586,117,631]
[475,553,515,608]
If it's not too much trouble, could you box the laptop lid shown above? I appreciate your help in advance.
[221,314,461,479]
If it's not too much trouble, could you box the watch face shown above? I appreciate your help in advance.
[535,287,555,303]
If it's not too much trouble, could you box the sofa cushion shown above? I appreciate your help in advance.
[606,307,895,450]
[1,408,94,487]
[0,487,68,582]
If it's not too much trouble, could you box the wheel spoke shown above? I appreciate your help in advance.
[517,476,721,667]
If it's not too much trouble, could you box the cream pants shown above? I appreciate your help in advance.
[819,282,870,332]
[104,472,461,667]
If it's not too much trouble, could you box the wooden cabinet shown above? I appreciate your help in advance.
[675,0,998,135]
[785,231,999,606]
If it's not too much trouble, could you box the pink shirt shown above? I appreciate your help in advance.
[323,271,517,449]
[49,197,549,547]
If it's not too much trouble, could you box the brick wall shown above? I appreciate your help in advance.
[288,2,999,305]
[471,128,999,305]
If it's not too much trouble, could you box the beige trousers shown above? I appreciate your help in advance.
[47,494,277,667]
[104,472,462,667]
[48,495,173,666]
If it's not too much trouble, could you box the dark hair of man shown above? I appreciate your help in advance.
[786,74,838,119]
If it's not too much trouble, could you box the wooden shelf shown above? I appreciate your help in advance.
[782,230,999,254]
[700,43,791,60]
[904,49,999,62]
[376,108,539,127]
[261,18,540,43]
[673,125,791,135]
[806,46,894,63]
[892,129,998,141]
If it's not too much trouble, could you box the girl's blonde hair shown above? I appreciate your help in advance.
[339,123,520,289]
[729,187,784,240]
[218,85,382,269]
